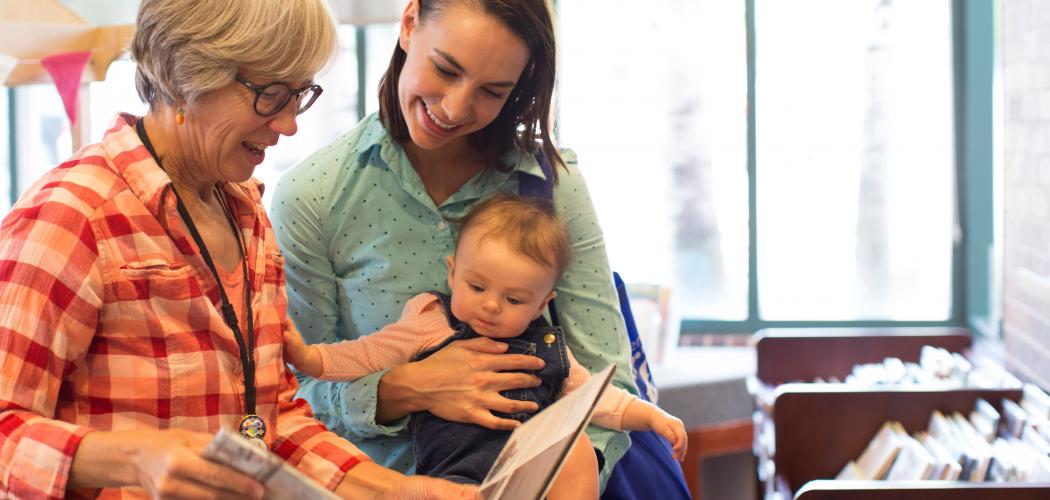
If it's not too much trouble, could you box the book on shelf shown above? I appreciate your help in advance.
[916,431,961,480]
[1030,452,1050,482]
[884,432,935,481]
[1002,398,1028,439]
[1022,383,1050,421]
[855,421,904,480]
[970,398,1000,443]
[949,412,992,482]
[834,461,862,480]
[1021,422,1050,454]
[928,411,981,481]
[988,438,1021,482]
[803,345,1024,389]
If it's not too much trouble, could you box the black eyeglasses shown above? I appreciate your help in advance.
[234,75,323,117]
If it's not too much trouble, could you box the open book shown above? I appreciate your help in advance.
[479,363,617,500]
[202,428,340,500]
[203,364,616,500]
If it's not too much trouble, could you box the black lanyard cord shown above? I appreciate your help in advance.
[135,118,257,414]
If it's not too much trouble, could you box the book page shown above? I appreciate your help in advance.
[202,428,339,500]
[479,364,616,500]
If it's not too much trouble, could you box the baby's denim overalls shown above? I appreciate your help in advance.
[410,291,570,484]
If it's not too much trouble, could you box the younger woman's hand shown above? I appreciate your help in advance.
[379,336,546,430]
[377,476,480,499]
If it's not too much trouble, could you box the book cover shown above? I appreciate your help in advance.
[478,364,616,500]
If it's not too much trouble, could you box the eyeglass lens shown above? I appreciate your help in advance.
[254,83,320,116]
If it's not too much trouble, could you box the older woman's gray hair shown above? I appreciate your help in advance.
[131,0,338,106]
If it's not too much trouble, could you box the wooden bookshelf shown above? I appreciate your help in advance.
[754,327,971,385]
[751,327,1050,498]
[773,386,1025,493]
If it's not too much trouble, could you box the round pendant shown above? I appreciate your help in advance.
[239,414,267,441]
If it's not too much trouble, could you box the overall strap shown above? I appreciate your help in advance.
[426,290,459,329]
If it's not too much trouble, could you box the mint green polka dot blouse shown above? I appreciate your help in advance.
[270,113,634,485]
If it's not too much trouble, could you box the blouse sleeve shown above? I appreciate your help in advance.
[550,149,637,482]
[0,185,102,498]
[271,160,409,441]
[315,294,451,381]
[270,360,371,491]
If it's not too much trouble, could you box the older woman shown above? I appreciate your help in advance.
[0,0,473,498]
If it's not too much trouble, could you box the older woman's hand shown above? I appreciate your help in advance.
[132,429,266,499]
[377,337,546,430]
[71,429,265,499]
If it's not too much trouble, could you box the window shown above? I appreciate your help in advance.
[11,84,72,199]
[10,59,146,207]
[560,0,960,334]
[89,59,148,145]
[755,0,954,321]
[558,0,749,321]
[0,90,10,213]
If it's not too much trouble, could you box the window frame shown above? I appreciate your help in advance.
[677,0,995,336]
[4,88,15,207]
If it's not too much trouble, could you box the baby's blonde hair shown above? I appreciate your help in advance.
[456,192,571,279]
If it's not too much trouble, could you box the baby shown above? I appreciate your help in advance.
[284,192,686,498]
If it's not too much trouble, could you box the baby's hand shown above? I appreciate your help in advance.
[649,409,688,461]
[282,326,324,378]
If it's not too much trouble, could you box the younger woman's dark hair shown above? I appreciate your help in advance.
[378,0,565,182]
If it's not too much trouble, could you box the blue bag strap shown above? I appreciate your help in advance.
[518,152,658,402]
[613,272,659,404]
[519,150,555,200]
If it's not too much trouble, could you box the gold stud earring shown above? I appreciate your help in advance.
[175,107,186,125]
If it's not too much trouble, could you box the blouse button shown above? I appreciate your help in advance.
[436,221,447,230]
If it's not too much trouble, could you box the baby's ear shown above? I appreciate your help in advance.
[535,290,557,318]
[445,255,455,289]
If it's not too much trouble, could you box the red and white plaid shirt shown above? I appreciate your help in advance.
[0,114,368,499]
